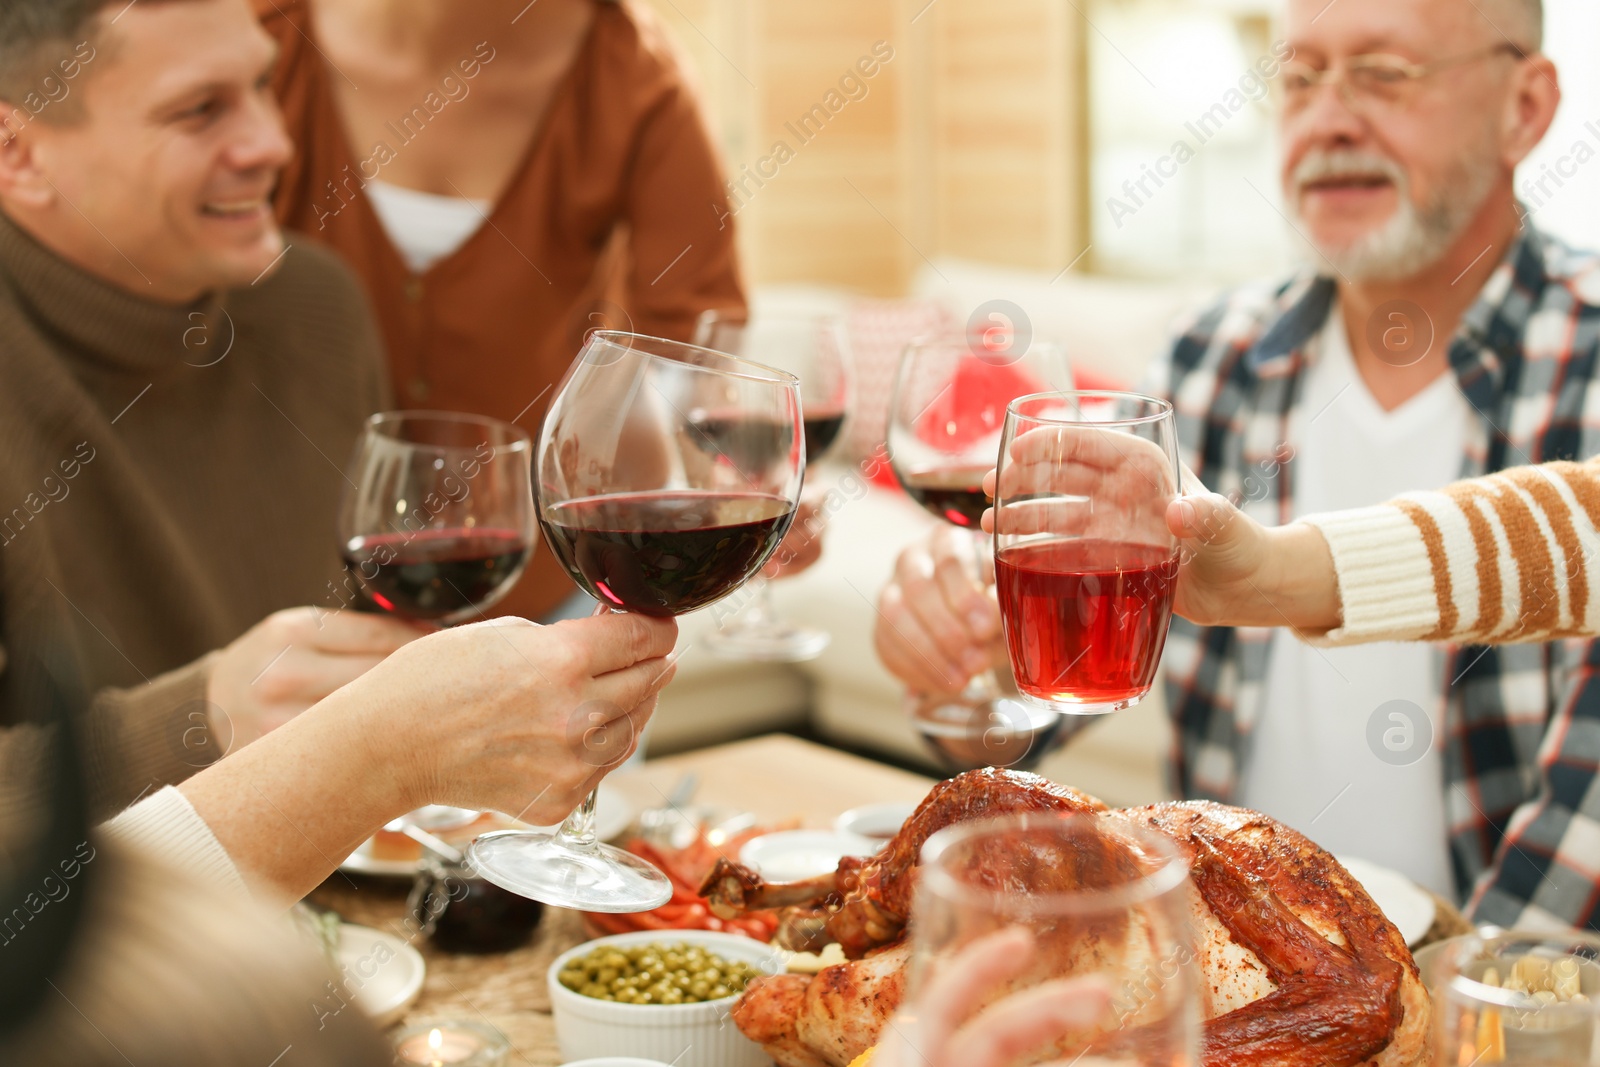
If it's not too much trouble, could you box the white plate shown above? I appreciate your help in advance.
[740,830,877,883]
[833,802,915,842]
[336,922,425,1029]
[341,783,636,878]
[1337,855,1437,947]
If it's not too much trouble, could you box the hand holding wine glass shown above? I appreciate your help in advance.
[338,411,537,830]
[467,330,804,911]
[884,337,1071,770]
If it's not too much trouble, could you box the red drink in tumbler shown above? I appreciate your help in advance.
[996,538,1178,708]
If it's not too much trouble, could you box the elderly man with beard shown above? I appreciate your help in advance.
[874,0,1600,930]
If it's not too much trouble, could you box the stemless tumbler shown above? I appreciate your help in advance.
[892,811,1200,1066]
[992,392,1181,715]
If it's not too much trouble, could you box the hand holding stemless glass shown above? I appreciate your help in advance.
[895,811,1200,1066]
[872,928,1111,1067]
[991,394,1182,715]
[981,425,1339,631]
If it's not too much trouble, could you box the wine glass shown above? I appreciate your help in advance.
[466,330,804,912]
[886,336,1071,770]
[693,309,852,662]
[993,392,1180,715]
[889,811,1200,1066]
[1429,930,1600,1065]
[338,411,536,831]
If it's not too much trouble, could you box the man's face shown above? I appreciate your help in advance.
[1279,0,1520,281]
[17,0,291,302]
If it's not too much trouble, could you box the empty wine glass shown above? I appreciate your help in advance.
[339,411,535,831]
[891,811,1200,1066]
[694,309,852,662]
[466,331,804,912]
[1429,929,1600,1065]
[993,392,1180,715]
[886,336,1071,770]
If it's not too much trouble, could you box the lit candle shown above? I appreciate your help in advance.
[394,1024,488,1065]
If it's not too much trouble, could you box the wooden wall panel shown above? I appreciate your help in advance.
[640,0,1088,295]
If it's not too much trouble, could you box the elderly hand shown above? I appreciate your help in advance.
[978,423,1338,632]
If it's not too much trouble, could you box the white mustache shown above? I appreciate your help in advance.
[1292,149,1406,191]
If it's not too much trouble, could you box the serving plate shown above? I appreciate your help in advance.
[1337,855,1437,947]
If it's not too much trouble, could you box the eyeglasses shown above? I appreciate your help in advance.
[1275,42,1527,114]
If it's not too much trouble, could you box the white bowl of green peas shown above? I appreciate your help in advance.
[548,930,786,1067]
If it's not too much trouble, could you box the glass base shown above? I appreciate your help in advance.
[465,829,673,913]
[909,693,1068,772]
[705,620,831,662]
[1016,689,1148,716]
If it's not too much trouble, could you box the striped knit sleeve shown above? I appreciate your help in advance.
[1302,458,1600,646]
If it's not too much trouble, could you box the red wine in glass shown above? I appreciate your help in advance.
[802,409,845,464]
[539,490,797,617]
[342,529,530,621]
[996,537,1178,707]
[466,330,805,914]
[898,465,992,529]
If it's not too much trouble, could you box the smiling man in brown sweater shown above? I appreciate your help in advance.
[0,0,426,815]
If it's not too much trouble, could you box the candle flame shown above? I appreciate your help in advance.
[428,1028,443,1052]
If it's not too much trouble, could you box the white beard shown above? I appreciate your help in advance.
[1289,147,1499,282]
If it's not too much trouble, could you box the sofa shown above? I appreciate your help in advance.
[646,258,1217,809]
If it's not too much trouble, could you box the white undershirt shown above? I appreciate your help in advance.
[1238,302,1469,897]
[364,179,490,274]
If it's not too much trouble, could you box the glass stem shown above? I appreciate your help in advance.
[741,578,775,627]
[555,787,599,848]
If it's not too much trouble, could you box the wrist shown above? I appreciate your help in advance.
[324,675,427,818]
[1261,522,1341,632]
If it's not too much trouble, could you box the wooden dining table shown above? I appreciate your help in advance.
[310,734,935,1066]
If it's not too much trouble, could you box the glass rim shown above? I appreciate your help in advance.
[586,329,801,387]
[1439,928,1600,1013]
[918,811,1190,915]
[1006,390,1173,429]
[365,409,533,452]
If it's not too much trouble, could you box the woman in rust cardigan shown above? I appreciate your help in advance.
[259,0,751,622]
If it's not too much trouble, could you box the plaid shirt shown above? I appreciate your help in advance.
[1143,224,1600,931]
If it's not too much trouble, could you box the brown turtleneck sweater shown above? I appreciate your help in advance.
[0,215,387,816]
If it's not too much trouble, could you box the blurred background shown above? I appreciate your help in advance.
[638,0,1600,806]
[648,0,1597,291]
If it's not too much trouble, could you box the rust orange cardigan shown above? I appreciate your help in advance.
[261,0,746,619]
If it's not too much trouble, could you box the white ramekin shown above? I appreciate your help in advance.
[547,930,785,1067]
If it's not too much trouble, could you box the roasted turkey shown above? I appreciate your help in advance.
[701,768,1429,1067]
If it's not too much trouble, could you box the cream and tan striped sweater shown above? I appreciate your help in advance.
[1305,459,1600,646]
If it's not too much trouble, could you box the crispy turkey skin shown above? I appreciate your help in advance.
[705,769,1429,1067]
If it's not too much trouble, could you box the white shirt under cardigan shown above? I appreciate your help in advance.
[1238,302,1470,897]
[104,786,249,896]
